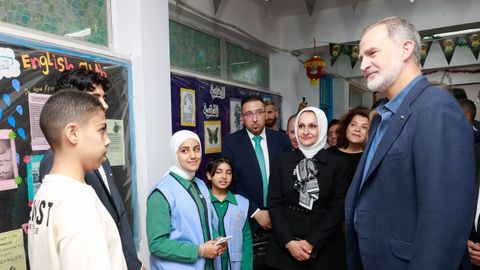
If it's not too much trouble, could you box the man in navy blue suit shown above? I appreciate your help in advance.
[222,95,290,232]
[345,17,476,270]
[39,68,144,270]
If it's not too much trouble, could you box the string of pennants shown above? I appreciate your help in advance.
[329,32,480,68]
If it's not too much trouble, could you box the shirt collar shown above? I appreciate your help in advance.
[378,75,423,115]
[170,171,193,189]
[209,190,238,205]
[246,127,266,141]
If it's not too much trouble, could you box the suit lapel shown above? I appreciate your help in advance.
[95,163,122,218]
[360,78,429,191]
[266,129,275,165]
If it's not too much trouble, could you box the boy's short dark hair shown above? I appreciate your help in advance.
[40,89,104,150]
[55,67,110,92]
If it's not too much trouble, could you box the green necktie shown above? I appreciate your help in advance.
[253,135,268,207]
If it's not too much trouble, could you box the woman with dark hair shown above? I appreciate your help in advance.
[205,157,253,270]
[328,107,371,185]
[265,107,349,270]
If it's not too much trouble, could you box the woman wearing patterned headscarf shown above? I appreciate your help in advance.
[146,130,226,270]
[265,107,349,270]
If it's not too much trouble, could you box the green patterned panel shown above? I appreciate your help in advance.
[226,42,268,88]
[0,0,108,46]
[169,20,221,77]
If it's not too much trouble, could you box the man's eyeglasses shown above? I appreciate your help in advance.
[242,110,265,119]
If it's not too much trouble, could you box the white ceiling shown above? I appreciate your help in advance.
[251,0,373,17]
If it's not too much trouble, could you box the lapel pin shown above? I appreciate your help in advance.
[400,115,405,120]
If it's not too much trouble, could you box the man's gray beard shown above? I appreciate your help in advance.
[366,60,402,92]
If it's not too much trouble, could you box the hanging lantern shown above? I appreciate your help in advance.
[304,38,326,85]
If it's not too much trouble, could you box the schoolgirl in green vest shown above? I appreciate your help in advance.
[206,157,253,270]
[147,130,226,270]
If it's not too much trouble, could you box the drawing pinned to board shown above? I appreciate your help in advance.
[0,130,19,191]
[230,99,242,133]
[28,93,51,151]
[26,154,44,203]
[0,47,21,80]
[204,120,221,154]
[180,88,196,126]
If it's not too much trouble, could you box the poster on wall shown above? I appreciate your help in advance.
[106,119,125,167]
[180,88,196,126]
[230,99,242,133]
[28,93,50,151]
[0,130,19,192]
[204,120,221,154]
[26,154,43,203]
[0,34,134,236]
[0,229,26,270]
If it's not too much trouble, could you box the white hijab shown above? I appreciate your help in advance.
[168,130,202,180]
[295,107,328,159]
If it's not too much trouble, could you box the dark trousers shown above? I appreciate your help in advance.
[253,227,271,270]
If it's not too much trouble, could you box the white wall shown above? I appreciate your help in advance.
[111,0,171,266]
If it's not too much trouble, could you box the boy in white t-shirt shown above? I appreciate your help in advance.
[28,90,127,270]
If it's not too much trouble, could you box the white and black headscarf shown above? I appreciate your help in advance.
[293,107,328,210]
[168,130,202,180]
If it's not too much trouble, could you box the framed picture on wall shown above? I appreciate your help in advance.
[0,130,19,191]
[180,88,196,126]
[204,120,221,154]
[230,99,242,134]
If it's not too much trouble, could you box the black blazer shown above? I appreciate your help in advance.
[222,128,291,229]
[265,149,349,270]
[39,150,142,270]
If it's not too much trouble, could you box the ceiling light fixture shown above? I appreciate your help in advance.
[432,28,480,38]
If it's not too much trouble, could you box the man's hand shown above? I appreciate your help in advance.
[253,210,271,230]
[468,240,480,265]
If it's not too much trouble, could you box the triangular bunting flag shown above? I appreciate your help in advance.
[329,43,343,66]
[466,32,480,60]
[348,44,360,68]
[439,37,458,65]
[213,0,222,14]
[420,41,432,67]
[304,0,316,17]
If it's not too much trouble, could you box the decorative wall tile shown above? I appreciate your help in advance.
[0,0,108,46]
[170,20,221,77]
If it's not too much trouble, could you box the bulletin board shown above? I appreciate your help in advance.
[171,73,282,177]
[0,33,136,244]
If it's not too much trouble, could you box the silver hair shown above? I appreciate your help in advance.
[362,17,421,66]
